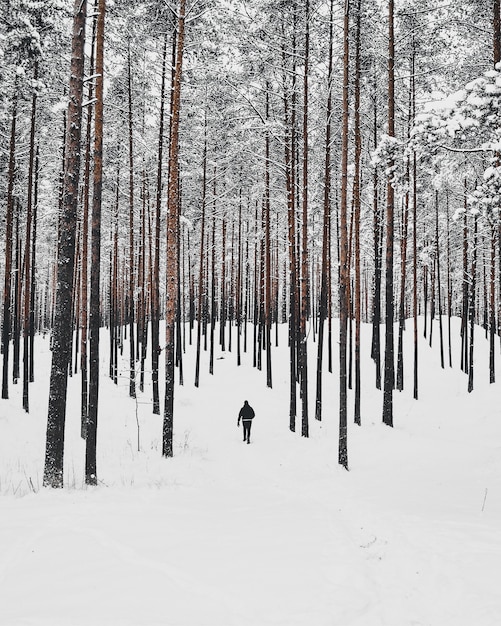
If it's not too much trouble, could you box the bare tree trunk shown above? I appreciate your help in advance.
[339,0,350,468]
[194,125,207,388]
[127,43,136,399]
[383,0,395,428]
[298,0,310,437]
[264,88,272,389]
[412,150,419,398]
[461,188,469,373]
[22,61,38,412]
[29,145,39,383]
[468,214,478,393]
[151,33,168,416]
[435,191,445,368]
[315,0,334,422]
[353,0,362,424]
[81,4,97,437]
[371,68,382,390]
[489,225,496,383]
[85,0,106,485]
[2,79,18,400]
[43,0,87,488]
[163,0,186,457]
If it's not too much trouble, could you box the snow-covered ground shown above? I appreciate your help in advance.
[1,319,500,625]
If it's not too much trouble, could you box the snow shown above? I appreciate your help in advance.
[1,319,500,625]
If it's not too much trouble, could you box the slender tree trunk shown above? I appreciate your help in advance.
[281,35,297,433]
[127,44,136,399]
[264,88,273,389]
[315,0,334,422]
[43,0,87,488]
[489,225,496,383]
[397,166,409,392]
[85,0,105,485]
[194,125,207,388]
[412,150,419,398]
[13,204,21,385]
[461,188,469,373]
[298,0,310,437]
[29,145,39,383]
[80,10,97,436]
[2,80,18,400]
[435,191,445,368]
[446,190,452,368]
[353,0,362,424]
[163,0,186,457]
[371,68,382,390]
[151,33,168,416]
[22,61,38,412]
[338,0,350,469]
[468,214,478,393]
[383,0,395,428]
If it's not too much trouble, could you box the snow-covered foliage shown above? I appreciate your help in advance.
[411,63,501,221]
[371,133,407,190]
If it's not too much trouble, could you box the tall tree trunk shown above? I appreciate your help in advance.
[489,226,496,383]
[281,34,297,433]
[85,0,105,485]
[371,67,382,390]
[80,3,97,437]
[468,214,478,393]
[43,0,87,488]
[151,32,168,416]
[461,188,469,373]
[264,88,272,389]
[127,43,136,399]
[338,0,350,469]
[353,0,362,424]
[435,191,444,368]
[412,150,419,398]
[299,0,310,437]
[29,145,40,383]
[163,0,186,457]
[13,203,21,385]
[383,0,395,428]
[22,61,38,412]
[194,126,207,388]
[315,0,334,422]
[2,79,18,400]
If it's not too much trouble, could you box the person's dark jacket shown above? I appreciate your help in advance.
[238,401,255,424]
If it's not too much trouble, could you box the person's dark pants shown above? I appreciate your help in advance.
[242,420,252,443]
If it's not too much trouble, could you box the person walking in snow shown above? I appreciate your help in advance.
[238,400,255,444]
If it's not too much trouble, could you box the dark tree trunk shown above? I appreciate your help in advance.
[315,0,334,422]
[43,0,87,488]
[435,191,444,368]
[80,5,97,437]
[468,214,478,393]
[163,0,186,457]
[151,33,168,416]
[338,0,350,469]
[194,126,207,388]
[2,80,18,400]
[353,0,362,424]
[85,0,105,486]
[127,44,136,399]
[383,0,395,428]
[264,88,272,389]
[22,61,38,412]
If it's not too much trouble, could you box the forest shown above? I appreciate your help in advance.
[1,0,501,487]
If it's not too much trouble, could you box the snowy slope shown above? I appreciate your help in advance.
[0,319,500,626]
